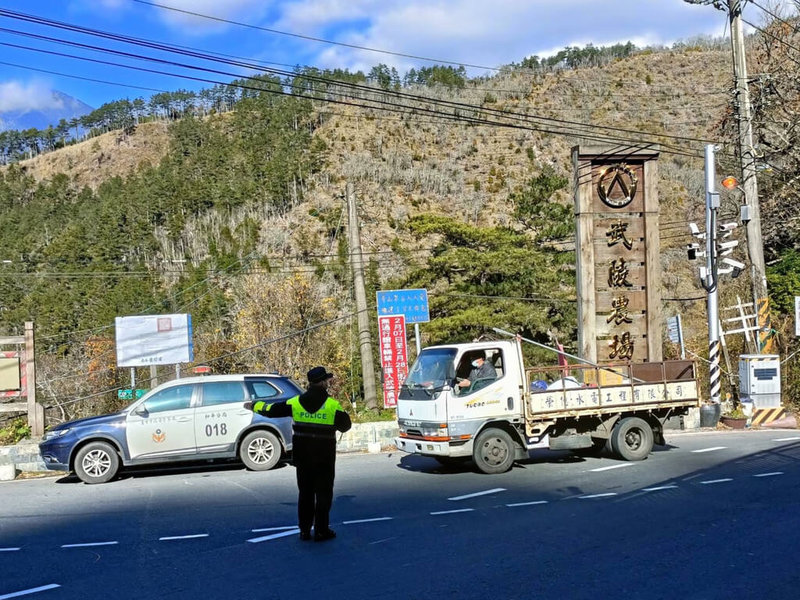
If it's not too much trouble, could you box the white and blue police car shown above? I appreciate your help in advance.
[39,374,302,484]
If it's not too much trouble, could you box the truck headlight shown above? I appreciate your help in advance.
[421,424,448,439]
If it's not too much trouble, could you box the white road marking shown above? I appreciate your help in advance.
[773,437,800,442]
[700,478,733,485]
[0,584,61,600]
[506,500,549,507]
[590,463,633,472]
[369,537,397,545]
[642,485,679,492]
[342,517,393,525]
[692,447,727,453]
[158,534,209,541]
[448,488,506,501]
[246,529,300,543]
[430,508,475,515]
[754,472,784,478]
[251,526,298,533]
[579,493,618,499]
[0,548,21,552]
[61,541,118,548]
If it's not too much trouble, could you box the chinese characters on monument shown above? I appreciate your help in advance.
[574,147,662,364]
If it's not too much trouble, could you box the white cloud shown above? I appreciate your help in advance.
[275,0,735,74]
[146,0,273,32]
[0,81,62,114]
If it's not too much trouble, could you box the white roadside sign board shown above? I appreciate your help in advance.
[115,314,194,367]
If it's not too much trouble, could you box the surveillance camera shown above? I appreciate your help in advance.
[689,222,700,236]
[719,222,738,232]
[740,205,751,225]
[718,240,738,250]
[722,258,745,270]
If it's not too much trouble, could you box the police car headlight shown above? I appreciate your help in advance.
[43,428,71,441]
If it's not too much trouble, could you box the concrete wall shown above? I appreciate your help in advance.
[338,421,399,452]
[0,439,46,479]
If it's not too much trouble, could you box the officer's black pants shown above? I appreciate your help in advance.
[294,442,336,534]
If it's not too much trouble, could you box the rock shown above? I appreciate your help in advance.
[0,464,17,481]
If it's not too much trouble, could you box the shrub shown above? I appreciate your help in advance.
[0,418,31,445]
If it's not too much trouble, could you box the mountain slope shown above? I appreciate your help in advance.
[0,90,93,132]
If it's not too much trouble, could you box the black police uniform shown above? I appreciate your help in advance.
[251,374,351,541]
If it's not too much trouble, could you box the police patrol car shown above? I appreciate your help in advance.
[39,374,301,484]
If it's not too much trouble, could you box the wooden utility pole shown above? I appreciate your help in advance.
[347,183,378,411]
[728,0,768,305]
[24,321,43,437]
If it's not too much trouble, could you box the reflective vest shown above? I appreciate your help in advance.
[286,396,341,439]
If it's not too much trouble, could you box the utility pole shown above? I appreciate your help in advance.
[347,183,378,411]
[689,145,743,402]
[703,145,722,405]
[685,0,769,347]
[727,0,768,309]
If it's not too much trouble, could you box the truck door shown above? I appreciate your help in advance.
[450,347,518,420]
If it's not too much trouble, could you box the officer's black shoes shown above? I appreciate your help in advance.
[299,531,312,541]
[314,528,336,542]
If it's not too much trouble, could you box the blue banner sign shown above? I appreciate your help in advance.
[376,289,429,323]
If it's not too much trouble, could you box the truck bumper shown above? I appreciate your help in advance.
[395,437,472,458]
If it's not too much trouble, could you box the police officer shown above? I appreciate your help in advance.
[244,366,351,542]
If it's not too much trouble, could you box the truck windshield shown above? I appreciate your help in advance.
[400,348,457,399]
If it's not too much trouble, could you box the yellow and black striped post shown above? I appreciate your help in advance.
[751,407,787,426]
[709,339,721,404]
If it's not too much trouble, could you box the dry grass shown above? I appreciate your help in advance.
[9,121,171,190]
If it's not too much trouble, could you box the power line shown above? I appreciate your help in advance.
[0,39,704,159]
[0,59,170,94]
[131,0,501,72]
[0,9,717,154]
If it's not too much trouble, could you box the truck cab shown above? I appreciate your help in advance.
[396,340,528,472]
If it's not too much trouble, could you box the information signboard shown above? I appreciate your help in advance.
[378,315,408,408]
[376,289,429,323]
[115,314,194,368]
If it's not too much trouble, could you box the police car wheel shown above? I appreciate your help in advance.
[240,430,281,471]
[74,441,120,484]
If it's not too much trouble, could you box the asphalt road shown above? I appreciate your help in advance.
[1,429,799,600]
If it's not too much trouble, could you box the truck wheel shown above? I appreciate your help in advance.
[74,441,120,484]
[240,430,281,471]
[610,417,653,461]
[473,428,515,474]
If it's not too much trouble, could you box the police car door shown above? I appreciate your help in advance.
[195,380,251,454]
[126,383,198,460]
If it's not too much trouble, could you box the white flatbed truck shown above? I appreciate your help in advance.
[395,333,700,473]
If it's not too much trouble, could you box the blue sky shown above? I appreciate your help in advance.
[0,0,783,113]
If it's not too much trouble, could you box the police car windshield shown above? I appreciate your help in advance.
[400,348,457,399]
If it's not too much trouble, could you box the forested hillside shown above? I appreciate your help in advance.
[2,35,799,425]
